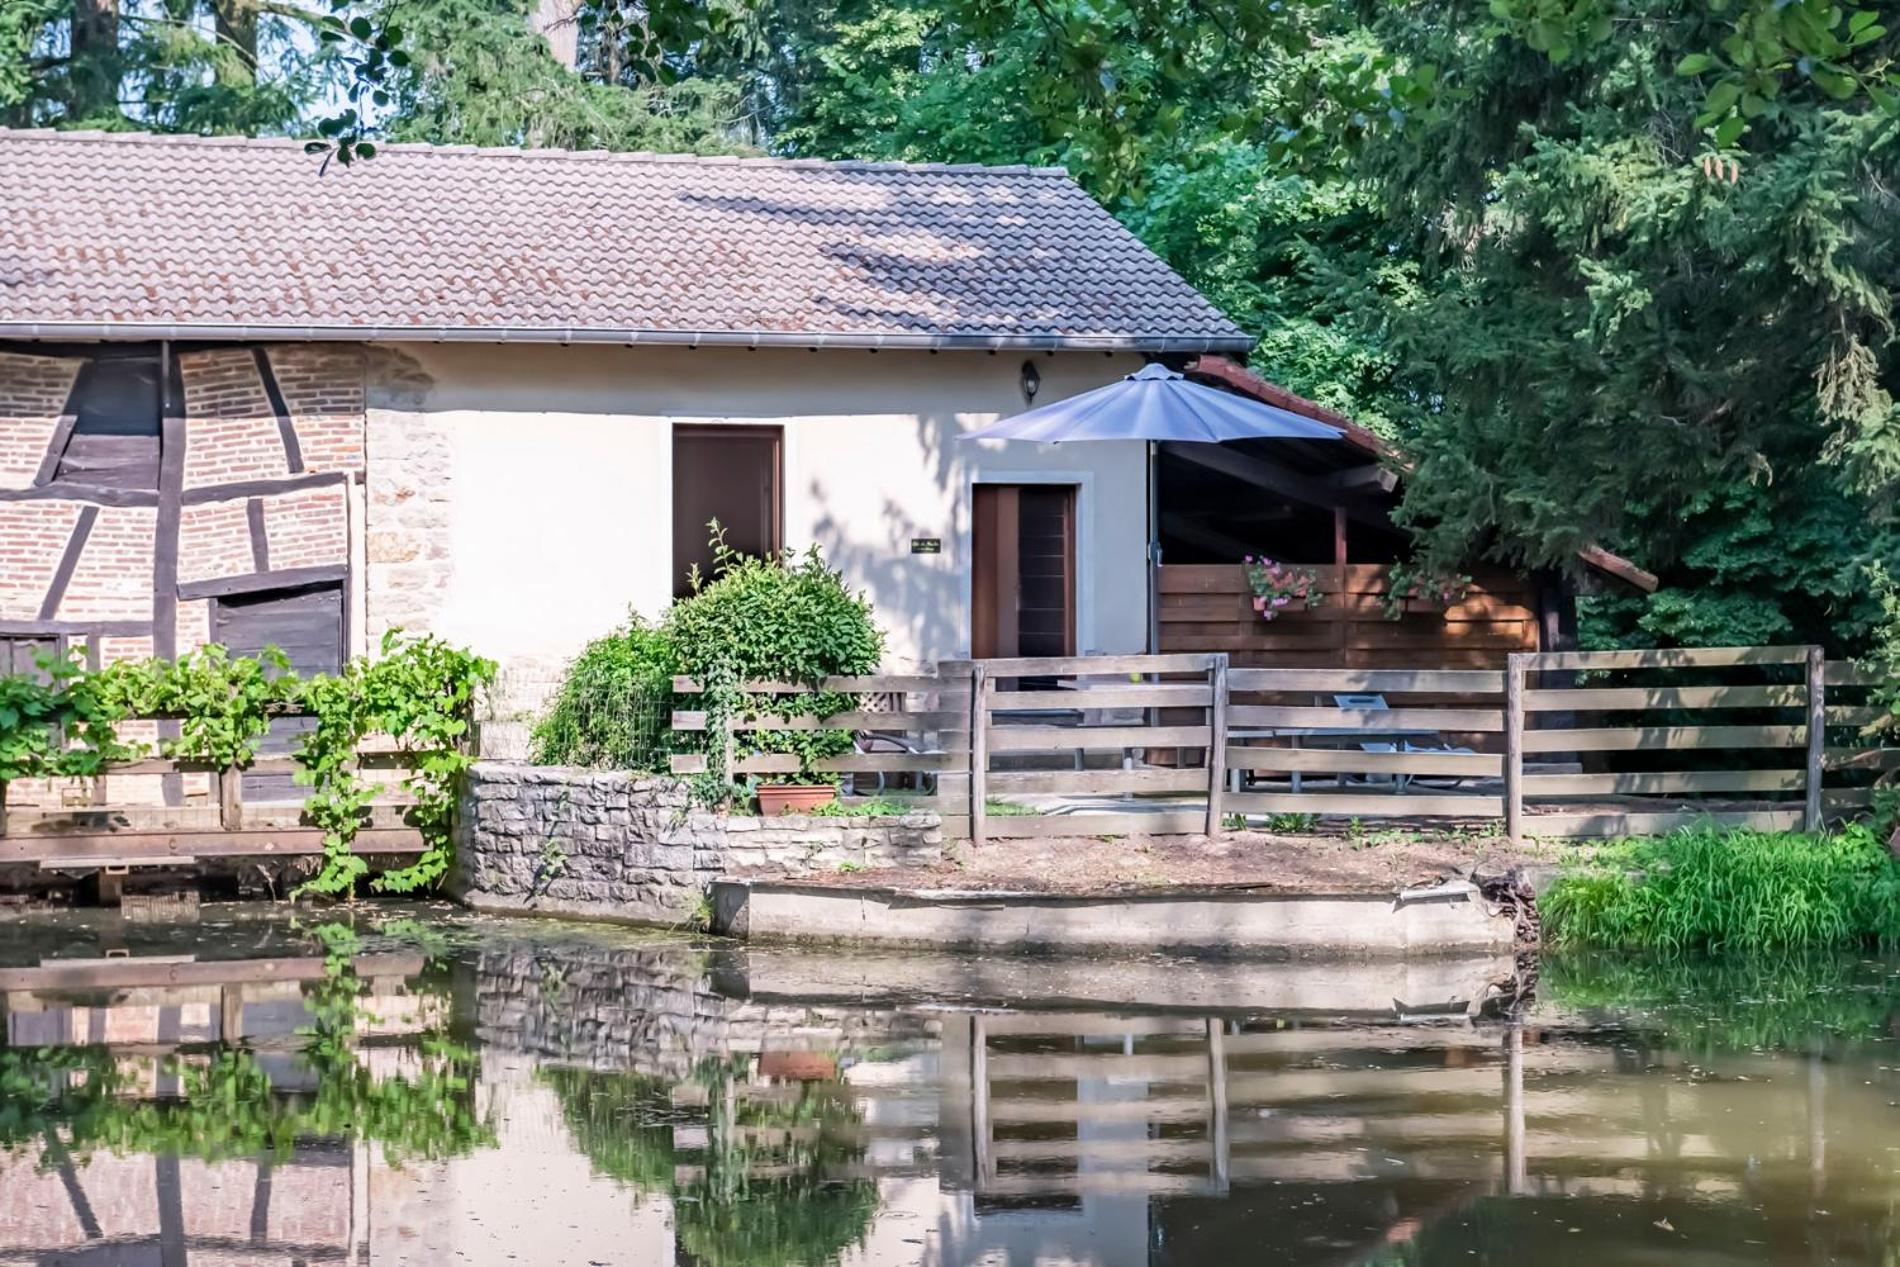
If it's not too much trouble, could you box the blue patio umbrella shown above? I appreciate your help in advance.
[963,363,1344,650]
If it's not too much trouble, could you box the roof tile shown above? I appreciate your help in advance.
[0,129,1251,351]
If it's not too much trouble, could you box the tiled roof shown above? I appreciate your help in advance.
[0,129,1252,352]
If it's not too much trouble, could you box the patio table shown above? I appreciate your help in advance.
[1228,726,1440,794]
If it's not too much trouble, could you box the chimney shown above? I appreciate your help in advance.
[533,0,581,69]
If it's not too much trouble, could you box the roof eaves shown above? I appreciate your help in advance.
[0,320,1258,355]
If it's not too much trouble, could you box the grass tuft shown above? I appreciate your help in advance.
[1541,824,1900,952]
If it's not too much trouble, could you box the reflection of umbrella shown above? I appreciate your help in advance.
[963,363,1344,650]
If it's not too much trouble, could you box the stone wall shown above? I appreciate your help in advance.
[453,762,943,925]
[470,937,938,1080]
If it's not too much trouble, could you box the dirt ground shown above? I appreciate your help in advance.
[761,827,1563,895]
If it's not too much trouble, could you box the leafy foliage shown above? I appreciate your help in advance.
[294,630,496,896]
[0,633,490,897]
[94,643,294,769]
[532,616,680,771]
[1541,826,1900,951]
[0,653,135,811]
[546,1056,878,1267]
[665,525,883,793]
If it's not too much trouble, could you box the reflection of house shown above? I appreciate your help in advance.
[0,949,438,1266]
[0,129,1248,753]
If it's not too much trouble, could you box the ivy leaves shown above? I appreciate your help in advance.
[293,631,496,897]
[0,633,492,899]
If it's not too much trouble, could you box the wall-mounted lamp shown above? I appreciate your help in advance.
[1020,359,1042,405]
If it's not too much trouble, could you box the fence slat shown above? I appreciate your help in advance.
[1226,792,1505,819]
[1523,685,1805,711]
[1227,705,1504,733]
[1522,769,1806,796]
[1504,653,1526,844]
[970,666,990,850]
[1522,724,1806,753]
[985,768,1209,795]
[962,653,1220,676]
[989,684,1213,709]
[1824,661,1879,687]
[986,725,1212,753]
[727,711,964,733]
[1206,655,1229,835]
[1227,668,1504,693]
[1525,646,1811,670]
[1225,747,1502,777]
[1806,645,1826,831]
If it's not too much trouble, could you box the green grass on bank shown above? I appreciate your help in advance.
[1542,824,1900,952]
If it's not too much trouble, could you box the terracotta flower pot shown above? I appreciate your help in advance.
[755,783,837,816]
[758,1050,839,1081]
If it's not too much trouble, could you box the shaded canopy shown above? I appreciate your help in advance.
[964,363,1345,444]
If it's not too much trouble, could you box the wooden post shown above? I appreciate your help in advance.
[1805,644,1826,832]
[218,766,244,832]
[969,664,990,849]
[1504,653,1527,844]
[1205,654,1229,835]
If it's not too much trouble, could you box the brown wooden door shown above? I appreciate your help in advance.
[972,484,1076,660]
[672,424,782,596]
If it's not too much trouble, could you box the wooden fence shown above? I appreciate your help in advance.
[672,646,1894,843]
[0,718,424,879]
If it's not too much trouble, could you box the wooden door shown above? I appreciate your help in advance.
[213,584,343,801]
[972,484,1076,660]
[672,424,782,597]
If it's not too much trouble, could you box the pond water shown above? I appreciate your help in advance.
[3,905,1900,1265]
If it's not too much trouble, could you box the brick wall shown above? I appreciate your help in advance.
[178,498,254,584]
[271,345,367,471]
[263,482,349,569]
[0,501,82,618]
[180,348,293,490]
[0,352,77,490]
[53,506,156,623]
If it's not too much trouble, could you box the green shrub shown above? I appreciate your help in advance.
[532,618,679,771]
[665,527,883,790]
[1541,825,1900,951]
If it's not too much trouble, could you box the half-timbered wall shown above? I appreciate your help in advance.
[0,343,371,806]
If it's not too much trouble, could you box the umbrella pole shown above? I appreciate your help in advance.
[1147,440,1160,654]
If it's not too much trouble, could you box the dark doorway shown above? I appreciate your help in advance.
[213,584,343,801]
[972,484,1076,660]
[672,425,782,597]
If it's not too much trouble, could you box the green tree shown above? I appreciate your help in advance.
[375,0,748,153]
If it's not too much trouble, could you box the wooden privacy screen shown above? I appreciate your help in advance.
[1158,564,1540,668]
[674,647,1894,843]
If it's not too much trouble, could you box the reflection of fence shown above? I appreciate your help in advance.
[667,648,1893,842]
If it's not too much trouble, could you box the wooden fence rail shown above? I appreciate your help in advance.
[0,715,425,871]
[670,646,1894,843]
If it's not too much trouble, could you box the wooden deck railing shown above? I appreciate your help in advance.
[671,647,1894,842]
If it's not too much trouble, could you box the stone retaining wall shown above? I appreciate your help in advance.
[452,762,942,925]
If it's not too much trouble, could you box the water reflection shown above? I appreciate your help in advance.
[2,908,1900,1264]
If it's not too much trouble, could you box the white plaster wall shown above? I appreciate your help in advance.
[386,343,1147,672]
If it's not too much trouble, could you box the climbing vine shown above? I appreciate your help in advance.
[293,631,495,897]
[0,633,491,898]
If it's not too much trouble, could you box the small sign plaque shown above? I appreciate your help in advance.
[910,538,943,555]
